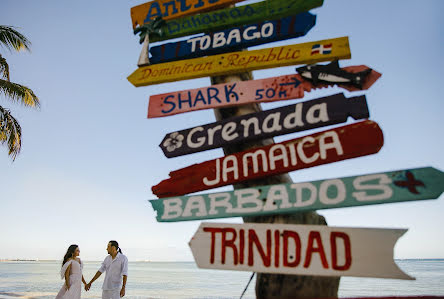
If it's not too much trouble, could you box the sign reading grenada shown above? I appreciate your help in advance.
[141,0,323,43]
[160,93,369,158]
[131,0,244,29]
[128,36,351,87]
[152,120,384,198]
[149,13,316,64]
[147,64,380,118]
[189,222,413,279]
[150,167,444,222]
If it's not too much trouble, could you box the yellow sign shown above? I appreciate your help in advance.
[127,36,351,87]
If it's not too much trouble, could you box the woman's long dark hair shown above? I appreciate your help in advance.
[62,244,78,267]
[109,240,122,254]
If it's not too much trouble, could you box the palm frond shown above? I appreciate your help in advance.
[0,25,31,52]
[0,105,21,160]
[0,54,10,80]
[0,79,40,108]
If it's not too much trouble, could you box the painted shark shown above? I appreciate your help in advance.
[296,60,372,89]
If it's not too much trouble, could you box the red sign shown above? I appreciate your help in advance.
[147,65,380,118]
[152,120,384,198]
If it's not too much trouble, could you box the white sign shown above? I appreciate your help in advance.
[189,223,413,280]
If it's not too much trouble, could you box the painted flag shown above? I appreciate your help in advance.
[311,43,332,55]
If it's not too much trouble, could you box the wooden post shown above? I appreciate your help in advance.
[211,71,340,298]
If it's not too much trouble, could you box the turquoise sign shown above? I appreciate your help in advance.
[149,167,444,222]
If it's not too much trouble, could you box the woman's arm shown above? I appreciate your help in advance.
[64,263,72,289]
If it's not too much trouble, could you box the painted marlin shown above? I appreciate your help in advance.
[296,60,372,89]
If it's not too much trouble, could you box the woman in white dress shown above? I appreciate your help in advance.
[56,244,87,299]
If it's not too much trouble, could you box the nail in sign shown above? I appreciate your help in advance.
[152,120,384,198]
[128,36,351,87]
[189,222,413,279]
[160,93,369,158]
[147,64,380,118]
[150,167,444,222]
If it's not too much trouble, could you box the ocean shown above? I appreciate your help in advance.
[0,260,443,298]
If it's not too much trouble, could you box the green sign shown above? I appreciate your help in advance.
[143,0,323,43]
[149,167,444,222]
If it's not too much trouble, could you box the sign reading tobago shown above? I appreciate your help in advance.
[152,120,384,198]
[148,64,380,118]
[150,167,444,222]
[160,93,369,158]
[189,222,413,279]
[128,36,351,86]
[149,12,316,64]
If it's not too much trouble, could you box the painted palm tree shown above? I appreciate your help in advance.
[0,25,40,160]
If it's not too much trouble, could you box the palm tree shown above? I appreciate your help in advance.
[0,25,40,160]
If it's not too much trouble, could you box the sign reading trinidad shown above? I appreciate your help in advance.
[133,0,323,43]
[152,120,384,198]
[149,12,316,64]
[160,93,369,158]
[150,167,444,222]
[127,36,351,86]
[147,63,380,118]
[189,222,413,279]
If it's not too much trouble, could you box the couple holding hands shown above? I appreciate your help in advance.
[56,241,128,299]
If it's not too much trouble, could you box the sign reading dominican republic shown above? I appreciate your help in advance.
[149,12,316,64]
[150,167,444,222]
[189,222,413,279]
[160,93,369,158]
[128,36,351,86]
[147,64,380,118]
[136,0,323,43]
[152,120,384,198]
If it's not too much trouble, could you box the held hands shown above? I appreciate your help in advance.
[84,282,91,291]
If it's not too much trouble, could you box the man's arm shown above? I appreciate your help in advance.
[85,271,102,291]
[120,275,127,297]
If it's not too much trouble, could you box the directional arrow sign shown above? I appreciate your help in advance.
[152,120,384,198]
[150,167,444,222]
[131,0,244,29]
[160,93,369,158]
[189,222,413,279]
[128,36,351,87]
[147,64,380,118]
[149,13,316,64]
[142,0,323,43]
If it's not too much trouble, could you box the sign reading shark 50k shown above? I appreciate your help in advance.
[137,0,323,43]
[152,120,383,198]
[149,13,316,64]
[148,63,381,118]
[160,93,369,158]
[189,222,413,279]
[128,37,351,86]
[150,167,444,221]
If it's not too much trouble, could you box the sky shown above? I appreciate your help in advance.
[0,0,443,262]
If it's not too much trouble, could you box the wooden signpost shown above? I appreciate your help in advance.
[152,120,384,198]
[160,93,369,158]
[149,13,316,64]
[136,0,323,43]
[189,222,413,279]
[131,0,244,29]
[128,36,351,86]
[147,64,380,118]
[150,167,444,222]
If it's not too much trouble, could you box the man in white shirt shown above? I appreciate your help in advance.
[85,240,128,298]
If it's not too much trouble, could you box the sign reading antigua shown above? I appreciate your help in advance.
[150,167,444,222]
[160,93,370,158]
[189,222,413,279]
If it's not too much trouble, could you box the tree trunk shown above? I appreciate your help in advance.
[211,73,340,299]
